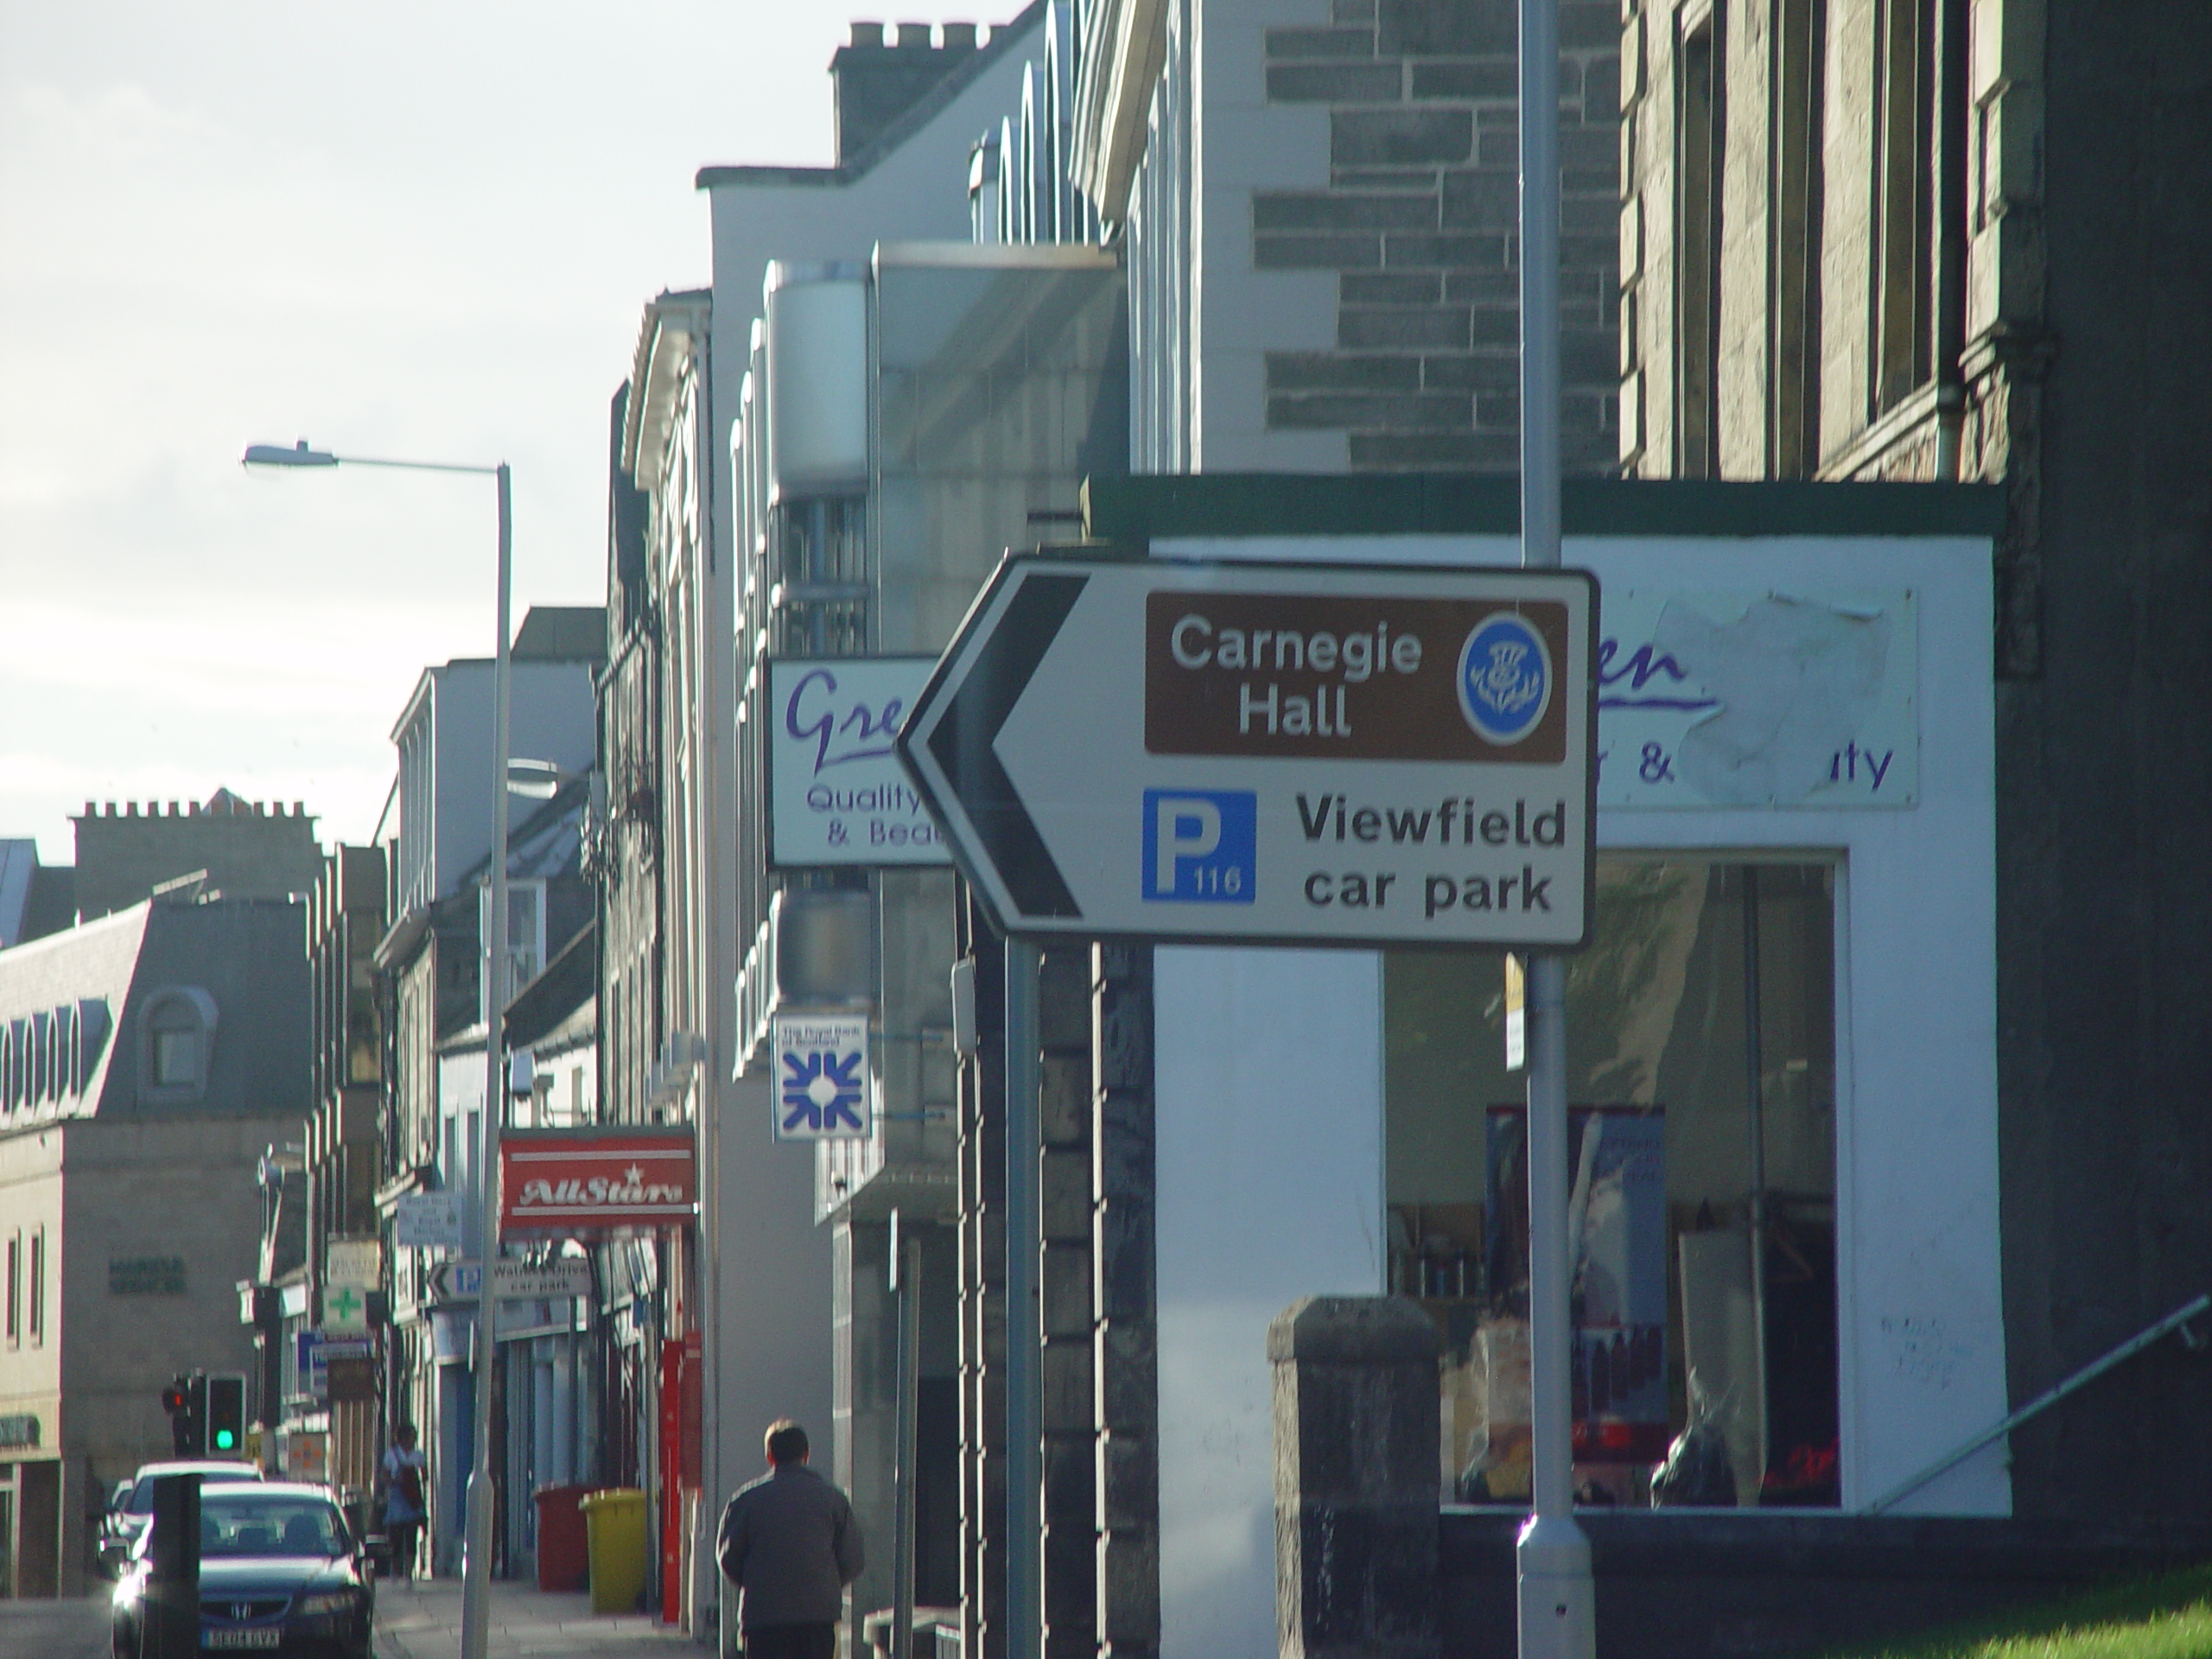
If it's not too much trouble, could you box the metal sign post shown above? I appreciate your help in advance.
[1516,0,1595,1649]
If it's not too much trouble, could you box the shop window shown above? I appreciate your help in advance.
[1386,859,1839,1510]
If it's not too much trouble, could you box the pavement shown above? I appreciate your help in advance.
[0,1579,705,1659]
[0,1593,112,1659]
[375,1576,703,1659]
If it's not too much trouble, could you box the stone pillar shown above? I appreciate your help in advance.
[1093,944,1160,1659]
[1039,948,1097,1659]
[957,898,1007,1659]
[1270,1297,1440,1659]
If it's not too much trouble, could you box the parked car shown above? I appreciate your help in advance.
[99,1460,264,1577]
[111,1480,372,1659]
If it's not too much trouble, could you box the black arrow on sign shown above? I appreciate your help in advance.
[920,568,1088,919]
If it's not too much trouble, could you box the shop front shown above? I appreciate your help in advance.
[1071,476,2009,1655]
[499,1127,695,1604]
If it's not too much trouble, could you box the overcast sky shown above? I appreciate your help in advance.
[1,1,978,863]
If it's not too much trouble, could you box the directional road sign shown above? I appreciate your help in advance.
[897,555,1597,949]
[428,1259,594,1304]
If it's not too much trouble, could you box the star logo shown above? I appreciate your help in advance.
[623,1164,645,1185]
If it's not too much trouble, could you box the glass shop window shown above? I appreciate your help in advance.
[1385,859,1839,1510]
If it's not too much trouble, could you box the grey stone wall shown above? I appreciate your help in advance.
[1258,0,1622,471]
[72,798,322,923]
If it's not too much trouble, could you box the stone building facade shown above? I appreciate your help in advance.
[71,793,323,924]
[1258,0,1623,470]
[1620,0,2212,1526]
[0,896,308,1595]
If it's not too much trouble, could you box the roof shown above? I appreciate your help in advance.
[696,0,1046,190]
[0,903,152,1122]
[505,918,596,1052]
[512,606,607,664]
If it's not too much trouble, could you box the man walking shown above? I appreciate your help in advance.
[378,1421,428,1582]
[716,1420,865,1659]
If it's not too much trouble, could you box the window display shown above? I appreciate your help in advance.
[1385,860,1838,1508]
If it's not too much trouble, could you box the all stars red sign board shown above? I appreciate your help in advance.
[499,1129,696,1236]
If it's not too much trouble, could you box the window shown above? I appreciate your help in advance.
[140,987,218,1100]
[154,1028,198,1086]
[1871,0,1936,414]
[5,1231,18,1347]
[29,1228,45,1347]
[1769,0,1827,474]
[1388,860,1840,1509]
[1675,9,1724,478]
[480,880,547,1020]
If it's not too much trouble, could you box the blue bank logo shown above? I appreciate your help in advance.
[1458,611,1553,745]
[781,1047,866,1134]
[1141,789,1256,904]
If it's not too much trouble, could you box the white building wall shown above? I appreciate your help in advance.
[1147,527,2006,1656]
[695,12,1056,1566]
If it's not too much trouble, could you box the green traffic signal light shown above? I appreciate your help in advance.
[213,1427,237,1450]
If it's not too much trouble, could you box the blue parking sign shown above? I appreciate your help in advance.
[1141,789,1257,904]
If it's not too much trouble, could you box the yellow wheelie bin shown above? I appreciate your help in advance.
[578,1486,649,1613]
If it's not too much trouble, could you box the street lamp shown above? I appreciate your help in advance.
[242,435,512,1659]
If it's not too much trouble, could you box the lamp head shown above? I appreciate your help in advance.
[240,439,338,468]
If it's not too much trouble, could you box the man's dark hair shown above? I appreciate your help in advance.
[765,1420,809,1465]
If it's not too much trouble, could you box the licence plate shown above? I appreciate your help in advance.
[202,1630,281,1649]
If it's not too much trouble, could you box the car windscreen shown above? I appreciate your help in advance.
[197,1496,349,1558]
[124,1469,260,1516]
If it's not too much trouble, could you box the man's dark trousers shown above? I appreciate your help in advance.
[742,1624,835,1659]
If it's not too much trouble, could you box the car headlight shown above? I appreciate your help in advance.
[297,1592,361,1616]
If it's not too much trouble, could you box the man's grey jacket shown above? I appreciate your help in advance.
[715,1463,866,1629]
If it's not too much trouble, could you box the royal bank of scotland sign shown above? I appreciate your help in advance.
[771,1011,873,1141]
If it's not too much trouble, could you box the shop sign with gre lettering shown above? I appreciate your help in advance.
[768,658,949,867]
[1592,588,1917,808]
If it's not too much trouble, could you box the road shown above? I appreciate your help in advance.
[0,1578,703,1659]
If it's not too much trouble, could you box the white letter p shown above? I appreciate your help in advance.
[1156,797,1221,891]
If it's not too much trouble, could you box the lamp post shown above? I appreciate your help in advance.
[242,437,512,1659]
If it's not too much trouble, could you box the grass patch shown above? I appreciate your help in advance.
[1816,1564,2212,1659]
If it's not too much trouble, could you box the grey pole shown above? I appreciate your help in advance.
[461,461,514,1659]
[1001,939,1042,1659]
[1515,0,1595,1649]
[236,438,511,1653]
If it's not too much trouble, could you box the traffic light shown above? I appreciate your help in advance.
[160,1372,203,1457]
[206,1374,246,1457]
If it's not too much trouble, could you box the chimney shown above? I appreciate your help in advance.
[830,19,981,164]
